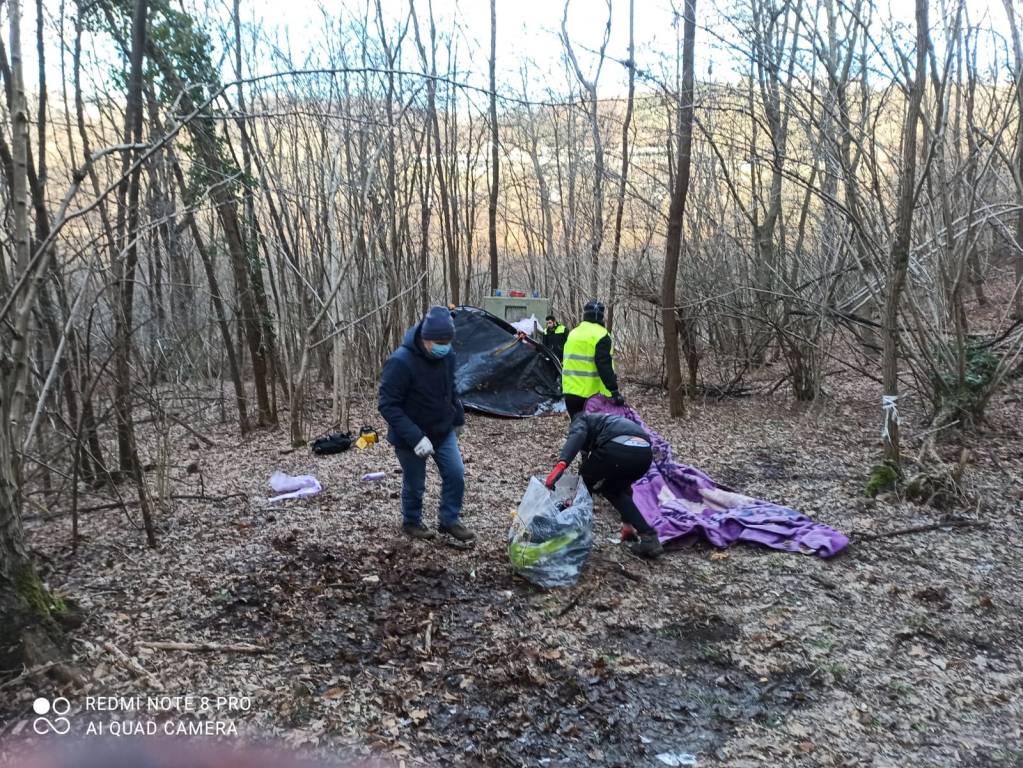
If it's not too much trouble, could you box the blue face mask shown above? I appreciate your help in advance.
[429,343,452,358]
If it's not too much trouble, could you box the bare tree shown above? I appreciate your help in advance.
[881,0,929,465]
[662,0,698,417]
[110,0,157,545]
[607,0,636,333]
[0,0,68,673]
[488,0,500,293]
[561,0,611,299]
[143,31,278,427]
[1003,0,1023,319]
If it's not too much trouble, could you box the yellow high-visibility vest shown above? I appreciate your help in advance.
[562,321,613,398]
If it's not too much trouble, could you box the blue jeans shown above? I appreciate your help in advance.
[394,431,464,527]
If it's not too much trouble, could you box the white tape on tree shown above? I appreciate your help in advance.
[881,394,900,443]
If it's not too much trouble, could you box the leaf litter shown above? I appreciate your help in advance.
[2,371,1022,767]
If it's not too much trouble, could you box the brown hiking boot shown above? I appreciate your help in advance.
[438,522,476,542]
[402,522,437,540]
[630,532,663,559]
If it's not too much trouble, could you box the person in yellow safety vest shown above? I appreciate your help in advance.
[543,314,568,362]
[561,300,624,419]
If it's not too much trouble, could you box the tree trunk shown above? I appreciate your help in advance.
[562,0,611,299]
[144,42,276,427]
[442,65,461,305]
[411,1,436,312]
[170,158,250,434]
[0,432,65,670]
[1004,0,1023,318]
[488,0,499,293]
[661,0,697,418]
[607,0,635,333]
[0,0,67,673]
[109,0,157,545]
[881,0,928,465]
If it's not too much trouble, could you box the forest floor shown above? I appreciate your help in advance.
[2,368,1022,768]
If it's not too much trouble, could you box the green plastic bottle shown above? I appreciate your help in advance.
[508,531,580,568]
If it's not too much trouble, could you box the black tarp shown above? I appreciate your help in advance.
[452,307,564,417]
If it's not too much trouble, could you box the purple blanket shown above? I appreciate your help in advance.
[586,397,849,557]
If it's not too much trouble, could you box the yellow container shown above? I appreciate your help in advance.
[356,428,378,449]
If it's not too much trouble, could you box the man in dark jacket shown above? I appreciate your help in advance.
[544,413,663,558]
[543,314,568,361]
[379,306,475,542]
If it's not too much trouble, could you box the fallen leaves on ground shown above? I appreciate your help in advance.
[2,370,1022,768]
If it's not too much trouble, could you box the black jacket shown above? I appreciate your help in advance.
[543,324,568,360]
[378,322,465,449]
[593,333,618,394]
[558,413,649,465]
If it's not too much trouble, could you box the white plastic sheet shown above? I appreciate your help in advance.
[510,314,540,336]
[267,470,322,502]
[656,753,698,767]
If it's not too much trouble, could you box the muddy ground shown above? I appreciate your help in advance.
[1,372,1022,767]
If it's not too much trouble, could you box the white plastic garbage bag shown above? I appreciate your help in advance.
[508,474,593,588]
[268,471,322,502]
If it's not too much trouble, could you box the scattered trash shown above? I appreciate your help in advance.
[655,752,698,767]
[361,575,380,584]
[311,432,353,455]
[361,472,386,482]
[356,426,379,449]
[508,475,593,588]
[267,471,322,502]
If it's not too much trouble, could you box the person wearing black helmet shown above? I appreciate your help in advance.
[560,300,623,418]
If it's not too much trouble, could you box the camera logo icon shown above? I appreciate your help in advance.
[32,697,71,735]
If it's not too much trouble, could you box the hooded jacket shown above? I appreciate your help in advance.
[558,413,649,465]
[378,323,465,449]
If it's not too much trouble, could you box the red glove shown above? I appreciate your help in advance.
[621,524,639,542]
[545,461,568,489]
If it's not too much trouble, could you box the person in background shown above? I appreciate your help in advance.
[560,300,624,419]
[544,412,663,558]
[378,306,475,543]
[543,314,568,362]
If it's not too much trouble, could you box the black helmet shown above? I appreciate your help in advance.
[583,300,605,324]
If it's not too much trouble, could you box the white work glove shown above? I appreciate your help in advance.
[413,436,434,458]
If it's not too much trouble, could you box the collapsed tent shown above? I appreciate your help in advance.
[452,306,564,417]
[587,396,849,557]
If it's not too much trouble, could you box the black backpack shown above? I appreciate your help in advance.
[310,432,353,455]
